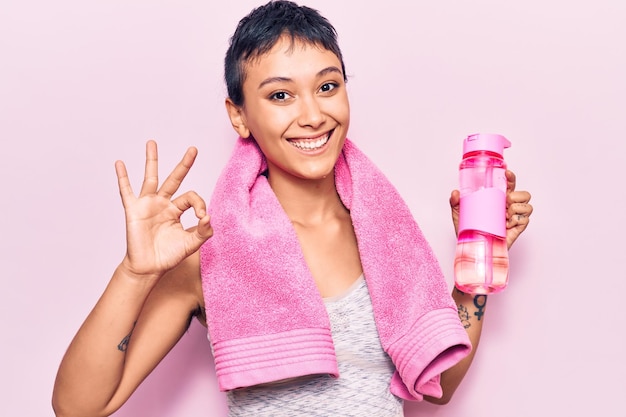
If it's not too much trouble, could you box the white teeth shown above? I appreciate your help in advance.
[290,134,329,150]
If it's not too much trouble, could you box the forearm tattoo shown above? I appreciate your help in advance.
[458,304,471,329]
[473,295,487,320]
[456,289,488,329]
[117,322,137,352]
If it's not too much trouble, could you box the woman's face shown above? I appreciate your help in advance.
[227,37,350,184]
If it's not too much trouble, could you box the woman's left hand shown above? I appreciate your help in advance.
[449,170,533,250]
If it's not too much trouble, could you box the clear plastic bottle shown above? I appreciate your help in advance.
[454,133,511,294]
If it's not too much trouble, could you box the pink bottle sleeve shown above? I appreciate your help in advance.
[458,187,506,237]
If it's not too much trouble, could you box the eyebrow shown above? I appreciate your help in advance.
[257,66,343,90]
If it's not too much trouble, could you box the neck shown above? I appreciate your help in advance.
[267,169,346,226]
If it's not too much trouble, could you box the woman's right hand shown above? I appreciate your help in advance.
[115,140,213,281]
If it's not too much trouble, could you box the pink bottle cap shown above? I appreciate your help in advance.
[463,133,511,157]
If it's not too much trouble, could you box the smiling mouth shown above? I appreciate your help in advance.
[288,131,332,151]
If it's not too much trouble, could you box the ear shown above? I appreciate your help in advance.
[225,98,251,139]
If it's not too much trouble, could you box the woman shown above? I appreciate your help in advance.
[52,2,533,416]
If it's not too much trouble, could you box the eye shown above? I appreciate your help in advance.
[319,82,338,93]
[269,91,291,101]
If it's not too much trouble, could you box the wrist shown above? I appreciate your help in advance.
[115,258,164,287]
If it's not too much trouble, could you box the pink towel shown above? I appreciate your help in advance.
[200,137,471,401]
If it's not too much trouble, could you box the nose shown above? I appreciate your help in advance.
[297,94,325,128]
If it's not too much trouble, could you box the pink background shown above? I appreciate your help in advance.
[2,0,625,416]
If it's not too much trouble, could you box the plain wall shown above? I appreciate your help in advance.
[1,0,625,416]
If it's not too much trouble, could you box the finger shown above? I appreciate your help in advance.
[449,190,460,235]
[174,191,212,252]
[507,202,533,226]
[449,189,460,209]
[506,224,527,249]
[182,219,213,255]
[115,160,135,208]
[507,212,531,229]
[190,215,214,242]
[508,201,533,215]
[139,140,159,197]
[158,147,198,200]
[507,190,532,206]
[506,170,516,193]
[171,191,207,219]
[507,201,533,219]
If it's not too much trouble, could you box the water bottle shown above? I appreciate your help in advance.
[454,133,510,294]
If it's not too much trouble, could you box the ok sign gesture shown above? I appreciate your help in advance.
[115,140,213,282]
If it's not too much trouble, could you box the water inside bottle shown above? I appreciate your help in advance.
[454,231,509,294]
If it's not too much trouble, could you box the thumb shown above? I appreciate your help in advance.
[449,189,460,210]
[186,215,214,252]
[196,215,214,241]
[449,190,460,236]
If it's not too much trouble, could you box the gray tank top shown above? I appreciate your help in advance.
[226,275,404,416]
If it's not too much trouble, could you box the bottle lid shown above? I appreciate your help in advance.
[463,133,511,156]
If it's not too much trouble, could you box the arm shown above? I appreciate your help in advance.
[52,141,213,417]
[424,288,488,404]
[425,170,533,404]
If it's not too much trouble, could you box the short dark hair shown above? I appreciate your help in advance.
[224,0,347,106]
